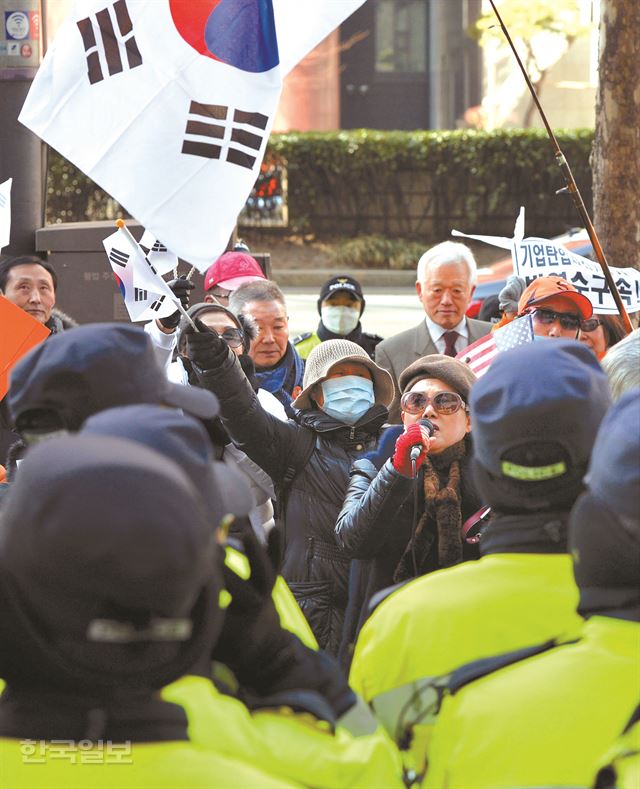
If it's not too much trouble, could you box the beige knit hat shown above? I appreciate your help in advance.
[293,339,394,410]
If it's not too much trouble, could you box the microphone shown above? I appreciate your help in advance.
[410,418,434,463]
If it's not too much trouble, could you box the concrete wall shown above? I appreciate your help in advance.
[35,221,270,324]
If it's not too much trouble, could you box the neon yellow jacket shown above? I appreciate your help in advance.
[424,617,640,789]
[349,552,583,772]
[594,709,640,789]
[293,332,322,360]
[163,674,404,788]
[0,737,296,788]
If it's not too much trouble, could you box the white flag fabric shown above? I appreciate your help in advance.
[19,0,366,272]
[0,178,12,251]
[103,227,178,322]
[139,229,178,277]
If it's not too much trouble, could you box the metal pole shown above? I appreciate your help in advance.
[488,0,632,333]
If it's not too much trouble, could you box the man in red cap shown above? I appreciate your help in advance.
[516,275,593,340]
[204,251,266,306]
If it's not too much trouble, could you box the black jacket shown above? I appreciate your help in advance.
[335,442,482,661]
[194,348,388,655]
[317,321,383,360]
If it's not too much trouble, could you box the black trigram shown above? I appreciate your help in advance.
[140,239,167,256]
[150,295,166,312]
[109,248,129,268]
[181,101,268,170]
[77,0,142,85]
[134,287,148,302]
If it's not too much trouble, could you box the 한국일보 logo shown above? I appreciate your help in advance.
[169,0,279,72]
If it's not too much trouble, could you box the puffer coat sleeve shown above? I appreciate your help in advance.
[195,347,310,487]
[335,458,415,559]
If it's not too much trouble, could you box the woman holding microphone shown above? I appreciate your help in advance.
[335,355,482,658]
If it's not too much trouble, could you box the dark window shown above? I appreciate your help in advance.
[375,0,427,74]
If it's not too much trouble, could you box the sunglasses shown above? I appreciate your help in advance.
[401,390,467,416]
[580,317,603,333]
[212,327,244,349]
[530,308,581,332]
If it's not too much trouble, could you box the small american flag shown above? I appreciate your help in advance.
[457,315,534,377]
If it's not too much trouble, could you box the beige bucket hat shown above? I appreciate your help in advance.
[293,339,394,411]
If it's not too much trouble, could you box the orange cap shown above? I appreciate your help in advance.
[517,276,593,320]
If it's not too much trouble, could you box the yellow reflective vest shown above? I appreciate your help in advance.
[293,332,321,360]
[594,708,640,789]
[349,552,583,773]
[163,674,404,788]
[0,737,296,788]
[424,616,640,789]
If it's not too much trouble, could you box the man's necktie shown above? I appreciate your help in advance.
[443,330,459,357]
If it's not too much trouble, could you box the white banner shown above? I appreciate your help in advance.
[453,207,640,314]
[512,238,640,315]
[0,178,12,251]
[19,0,366,273]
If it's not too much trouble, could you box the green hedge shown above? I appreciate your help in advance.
[47,128,593,239]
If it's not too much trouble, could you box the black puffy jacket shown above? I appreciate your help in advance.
[194,348,388,655]
[335,443,482,662]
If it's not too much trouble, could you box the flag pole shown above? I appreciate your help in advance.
[488,0,632,334]
[115,219,198,331]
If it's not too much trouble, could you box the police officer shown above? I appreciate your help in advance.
[348,341,611,776]
[79,405,405,788]
[294,275,383,360]
[424,389,640,789]
[0,434,289,788]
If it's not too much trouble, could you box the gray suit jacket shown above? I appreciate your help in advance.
[375,317,491,423]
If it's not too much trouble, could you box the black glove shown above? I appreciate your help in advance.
[213,527,289,690]
[213,529,356,720]
[159,277,195,329]
[184,317,229,371]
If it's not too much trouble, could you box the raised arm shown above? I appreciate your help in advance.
[185,321,308,486]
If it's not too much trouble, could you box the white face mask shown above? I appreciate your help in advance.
[320,375,375,425]
[321,306,360,336]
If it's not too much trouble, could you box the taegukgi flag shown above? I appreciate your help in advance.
[138,229,178,276]
[0,178,12,251]
[103,226,179,322]
[19,0,366,273]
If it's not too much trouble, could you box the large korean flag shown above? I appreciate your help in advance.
[19,0,366,273]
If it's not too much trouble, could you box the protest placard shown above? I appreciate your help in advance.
[454,207,640,314]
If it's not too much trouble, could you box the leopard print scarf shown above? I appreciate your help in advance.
[393,439,466,582]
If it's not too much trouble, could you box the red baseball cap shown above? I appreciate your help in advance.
[204,252,265,292]
[517,276,593,320]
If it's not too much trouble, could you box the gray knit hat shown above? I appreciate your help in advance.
[293,339,394,410]
[498,275,526,313]
[399,354,477,402]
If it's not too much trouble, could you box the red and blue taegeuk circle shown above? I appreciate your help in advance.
[169,0,279,73]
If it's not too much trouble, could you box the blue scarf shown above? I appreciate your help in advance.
[255,342,304,418]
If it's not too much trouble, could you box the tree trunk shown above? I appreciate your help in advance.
[591,0,640,272]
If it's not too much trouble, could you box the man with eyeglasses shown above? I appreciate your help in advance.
[516,276,593,339]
